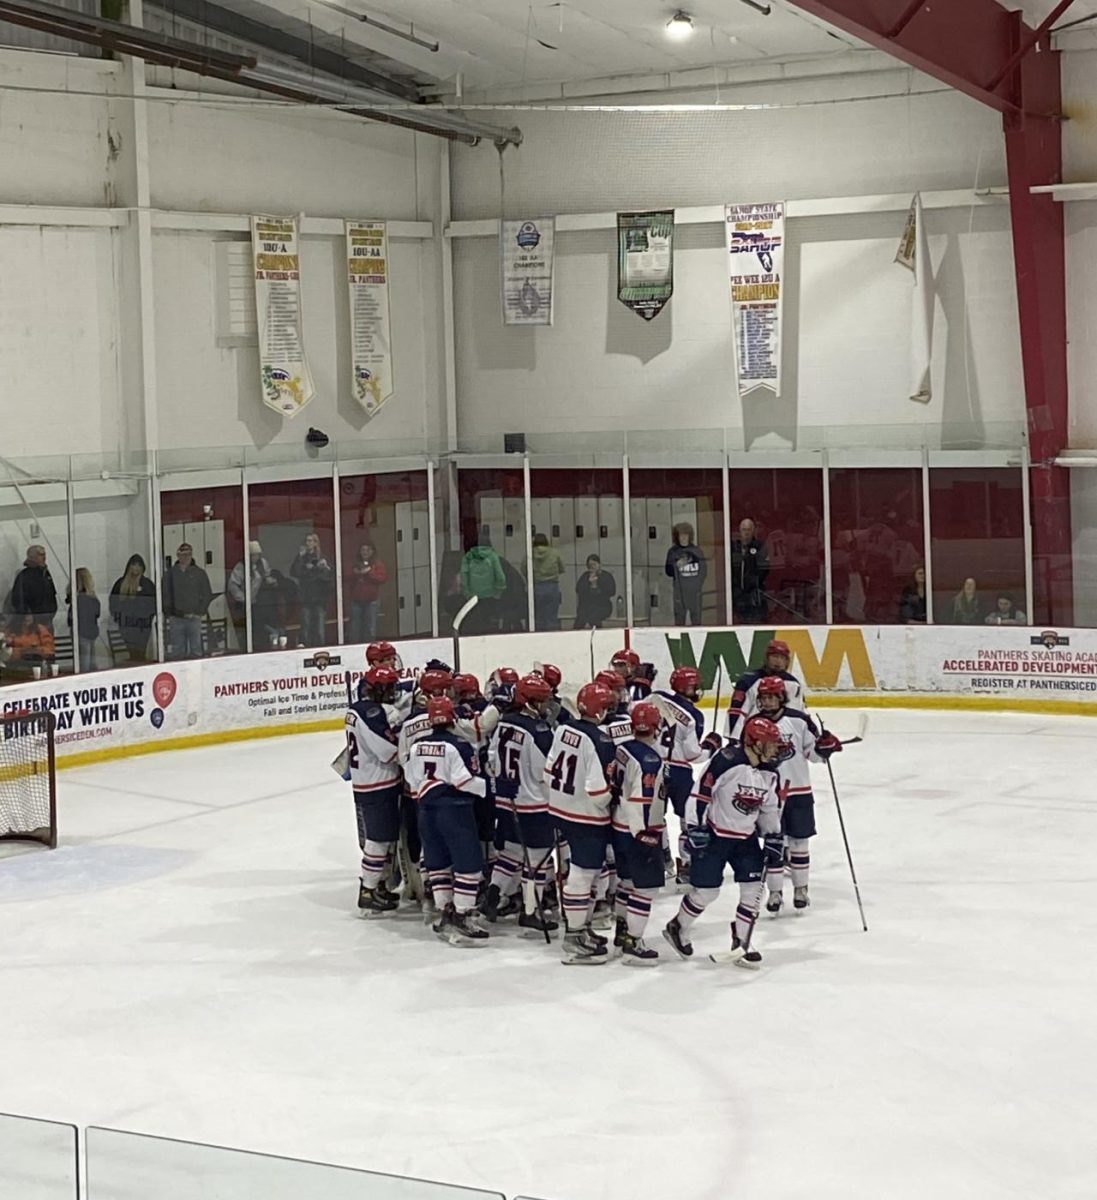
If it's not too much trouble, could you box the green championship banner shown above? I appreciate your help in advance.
[617,210,674,321]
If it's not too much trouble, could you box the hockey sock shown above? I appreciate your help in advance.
[614,883,634,921]
[734,881,764,944]
[593,864,611,903]
[626,887,657,938]
[787,839,810,888]
[677,832,692,865]
[523,850,552,907]
[361,840,392,888]
[677,887,720,932]
[490,847,523,896]
[563,865,599,931]
[453,872,481,913]
[428,869,455,910]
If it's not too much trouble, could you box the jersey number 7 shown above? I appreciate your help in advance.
[547,750,578,796]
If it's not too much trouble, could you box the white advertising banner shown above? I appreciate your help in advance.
[346,220,394,414]
[251,214,316,417]
[726,202,784,398]
[501,218,555,325]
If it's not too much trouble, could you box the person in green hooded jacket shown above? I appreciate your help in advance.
[525,532,566,630]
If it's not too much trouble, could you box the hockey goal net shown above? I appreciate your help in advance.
[0,709,57,849]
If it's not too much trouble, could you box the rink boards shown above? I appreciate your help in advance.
[1,622,1094,769]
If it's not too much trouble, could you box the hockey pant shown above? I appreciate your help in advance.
[612,828,664,938]
[677,834,765,944]
[355,786,401,888]
[555,818,608,931]
[771,793,815,892]
[419,799,484,913]
[490,808,553,904]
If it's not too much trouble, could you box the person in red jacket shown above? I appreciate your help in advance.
[348,541,388,642]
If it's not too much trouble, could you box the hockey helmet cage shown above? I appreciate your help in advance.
[577,682,614,720]
[611,648,641,672]
[516,673,553,706]
[757,675,787,703]
[669,666,702,698]
[427,696,457,726]
[630,702,662,736]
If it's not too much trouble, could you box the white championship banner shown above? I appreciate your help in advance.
[726,202,784,397]
[251,215,316,417]
[346,220,394,415]
[895,193,935,404]
[501,218,555,326]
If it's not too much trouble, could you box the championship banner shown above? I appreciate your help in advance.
[617,210,674,321]
[726,202,784,397]
[895,194,934,404]
[346,220,394,415]
[251,215,315,417]
[501,218,554,325]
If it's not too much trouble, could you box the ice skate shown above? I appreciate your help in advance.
[620,933,659,967]
[584,922,609,947]
[591,899,614,930]
[434,904,488,946]
[481,884,521,923]
[793,886,810,911]
[662,845,674,878]
[518,907,559,937]
[543,880,560,913]
[560,928,608,965]
[711,931,762,968]
[674,859,691,893]
[766,889,783,915]
[662,915,694,960]
[613,916,628,949]
[357,883,398,918]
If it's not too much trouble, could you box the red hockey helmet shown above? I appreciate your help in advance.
[364,664,400,689]
[490,666,519,687]
[670,666,702,699]
[630,702,662,737]
[452,673,481,700]
[427,696,456,726]
[595,669,626,698]
[537,662,562,690]
[743,715,782,765]
[366,641,398,666]
[577,682,614,720]
[418,669,454,697]
[516,673,553,707]
[757,675,787,711]
[610,648,641,674]
[765,639,791,668]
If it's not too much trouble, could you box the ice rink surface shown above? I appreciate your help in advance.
[2,708,1096,1200]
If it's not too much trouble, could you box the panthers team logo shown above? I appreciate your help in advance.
[516,221,541,249]
[305,651,341,671]
[1032,630,1070,649]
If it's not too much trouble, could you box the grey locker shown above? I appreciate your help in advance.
[412,564,432,634]
[645,498,671,568]
[478,495,504,554]
[529,498,552,542]
[394,501,416,574]
[503,497,527,569]
[576,496,600,569]
[549,497,576,565]
[411,499,430,568]
[628,498,647,573]
[633,567,657,626]
[397,566,416,638]
[598,496,625,570]
[670,497,699,538]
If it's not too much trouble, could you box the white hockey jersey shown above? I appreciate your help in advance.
[404,731,486,804]
[344,701,401,793]
[544,718,616,826]
[397,708,434,765]
[651,690,706,769]
[602,709,634,748]
[488,711,554,813]
[727,668,805,741]
[769,707,825,797]
[686,748,781,840]
[611,738,667,836]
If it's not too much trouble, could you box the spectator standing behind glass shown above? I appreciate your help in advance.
[575,554,616,630]
[460,538,507,633]
[899,565,927,624]
[290,532,333,647]
[109,554,157,662]
[349,542,387,643]
[665,522,707,626]
[951,577,983,625]
[228,541,280,649]
[526,532,565,631]
[163,542,212,659]
[0,613,55,680]
[731,518,769,623]
[985,593,1027,626]
[66,568,100,672]
[8,545,58,630]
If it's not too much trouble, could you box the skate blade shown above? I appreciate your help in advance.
[519,926,558,939]
[621,955,660,968]
[560,953,608,965]
[357,908,397,920]
[661,928,694,961]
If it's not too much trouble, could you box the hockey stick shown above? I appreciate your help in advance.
[709,659,724,737]
[709,861,769,964]
[840,710,869,745]
[589,627,596,680]
[331,671,354,777]
[451,595,479,671]
[816,719,868,933]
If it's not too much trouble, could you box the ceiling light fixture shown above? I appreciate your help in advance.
[666,10,694,39]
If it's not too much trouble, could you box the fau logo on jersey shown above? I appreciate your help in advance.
[732,785,768,814]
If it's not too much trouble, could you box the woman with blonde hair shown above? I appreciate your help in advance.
[66,567,101,672]
[110,553,158,663]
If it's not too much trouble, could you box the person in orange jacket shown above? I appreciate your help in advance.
[0,613,55,680]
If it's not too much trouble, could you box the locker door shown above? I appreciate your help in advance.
[597,496,624,569]
[162,523,185,578]
[412,565,432,634]
[503,497,527,569]
[529,498,552,542]
[397,566,416,638]
[478,495,504,555]
[646,498,671,568]
[628,498,646,574]
[670,498,699,538]
[575,497,600,568]
[395,501,415,574]
[549,498,575,560]
[411,500,430,568]
[634,568,658,626]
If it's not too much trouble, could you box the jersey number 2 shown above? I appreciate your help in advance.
[547,750,578,795]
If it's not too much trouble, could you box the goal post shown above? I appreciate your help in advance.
[0,709,57,850]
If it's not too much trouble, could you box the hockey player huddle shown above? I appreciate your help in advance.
[342,639,843,969]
